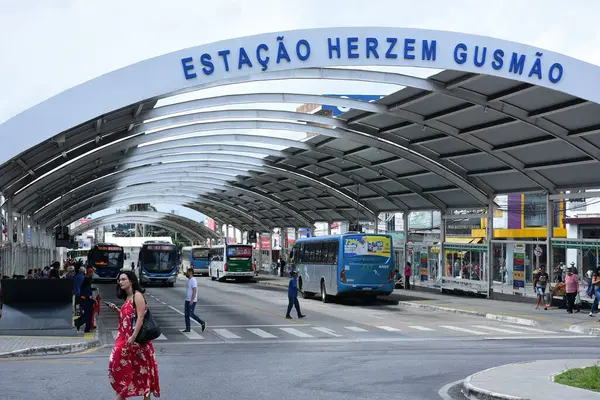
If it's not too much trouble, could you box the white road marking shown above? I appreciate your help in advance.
[312,327,343,337]
[280,328,314,338]
[377,326,402,332]
[167,305,202,326]
[345,326,368,332]
[500,325,555,333]
[370,315,385,320]
[247,328,277,339]
[472,325,522,334]
[181,330,204,340]
[408,326,435,331]
[155,334,168,340]
[486,335,591,340]
[213,329,241,339]
[111,331,119,340]
[440,325,487,335]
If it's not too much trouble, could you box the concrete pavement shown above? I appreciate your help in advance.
[463,359,599,400]
[254,275,600,336]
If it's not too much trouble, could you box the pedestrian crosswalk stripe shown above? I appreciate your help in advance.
[111,331,119,340]
[155,334,168,340]
[408,326,435,331]
[181,330,204,340]
[500,325,554,333]
[214,329,241,339]
[440,325,487,335]
[280,328,314,338]
[377,326,401,332]
[312,327,343,337]
[345,326,368,332]
[247,328,277,338]
[472,325,522,334]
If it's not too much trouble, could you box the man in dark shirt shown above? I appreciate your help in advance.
[286,270,306,320]
[533,265,550,310]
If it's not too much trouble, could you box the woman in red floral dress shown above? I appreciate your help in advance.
[107,271,160,399]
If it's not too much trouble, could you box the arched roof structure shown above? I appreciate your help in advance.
[2,27,600,231]
[71,211,220,243]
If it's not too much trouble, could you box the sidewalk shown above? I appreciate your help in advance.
[253,275,600,335]
[0,334,98,358]
[463,359,599,400]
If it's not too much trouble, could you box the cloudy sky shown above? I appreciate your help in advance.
[1,0,599,221]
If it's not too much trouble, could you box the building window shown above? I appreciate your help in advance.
[524,194,546,227]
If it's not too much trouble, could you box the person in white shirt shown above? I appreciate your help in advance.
[182,268,206,333]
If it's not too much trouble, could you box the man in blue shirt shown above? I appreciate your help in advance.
[286,270,306,320]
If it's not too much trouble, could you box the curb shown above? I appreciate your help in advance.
[566,324,600,336]
[0,338,101,358]
[256,280,541,327]
[462,368,524,400]
[397,301,539,327]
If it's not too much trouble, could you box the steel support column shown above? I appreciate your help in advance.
[546,194,554,283]
[403,212,409,272]
[487,199,495,298]
[439,215,446,282]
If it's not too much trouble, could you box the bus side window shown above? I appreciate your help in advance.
[314,243,322,264]
[330,242,338,264]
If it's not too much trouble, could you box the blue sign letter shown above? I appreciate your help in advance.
[385,38,398,59]
[454,43,467,64]
[509,52,526,75]
[491,49,504,70]
[328,37,341,59]
[347,37,359,59]
[218,50,231,72]
[200,53,214,75]
[181,57,196,80]
[422,40,436,61]
[403,38,416,60]
[366,37,379,58]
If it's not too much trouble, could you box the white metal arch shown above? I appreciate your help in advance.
[4,26,597,165]
[70,212,216,242]
[48,194,282,231]
[42,186,301,230]
[24,141,411,214]
[39,176,316,227]
[33,166,318,227]
[12,96,490,206]
[24,153,376,223]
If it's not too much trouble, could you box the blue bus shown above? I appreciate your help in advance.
[138,241,179,286]
[290,233,394,302]
[181,246,210,276]
[88,243,125,281]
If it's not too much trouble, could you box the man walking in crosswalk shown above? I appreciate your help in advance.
[182,267,207,333]
[286,270,306,320]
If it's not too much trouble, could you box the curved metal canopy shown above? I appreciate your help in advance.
[71,211,220,243]
[2,27,600,232]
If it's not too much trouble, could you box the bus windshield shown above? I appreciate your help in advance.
[192,248,210,259]
[142,247,177,272]
[226,245,252,260]
[91,250,123,269]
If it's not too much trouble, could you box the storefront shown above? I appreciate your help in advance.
[440,242,488,294]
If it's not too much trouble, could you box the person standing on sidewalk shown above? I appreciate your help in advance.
[564,267,580,314]
[285,270,306,320]
[182,267,207,333]
[404,262,412,290]
[533,265,549,310]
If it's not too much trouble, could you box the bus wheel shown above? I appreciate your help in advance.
[320,281,330,303]
[168,282,174,287]
[302,290,312,299]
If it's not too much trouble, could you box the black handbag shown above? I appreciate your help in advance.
[132,292,161,344]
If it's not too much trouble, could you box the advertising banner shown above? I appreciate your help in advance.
[420,251,428,281]
[260,235,271,250]
[513,244,525,289]
[343,235,391,258]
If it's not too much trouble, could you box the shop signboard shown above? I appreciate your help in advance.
[512,243,525,289]
[443,243,488,252]
[552,239,600,250]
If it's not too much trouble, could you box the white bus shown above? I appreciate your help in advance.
[181,246,210,276]
[209,244,254,282]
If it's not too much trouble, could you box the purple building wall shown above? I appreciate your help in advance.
[507,194,522,229]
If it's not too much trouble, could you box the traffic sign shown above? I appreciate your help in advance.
[534,246,543,257]
[407,240,414,250]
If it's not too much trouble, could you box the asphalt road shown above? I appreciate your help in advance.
[0,277,595,399]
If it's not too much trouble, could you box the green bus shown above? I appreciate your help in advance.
[208,244,254,282]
